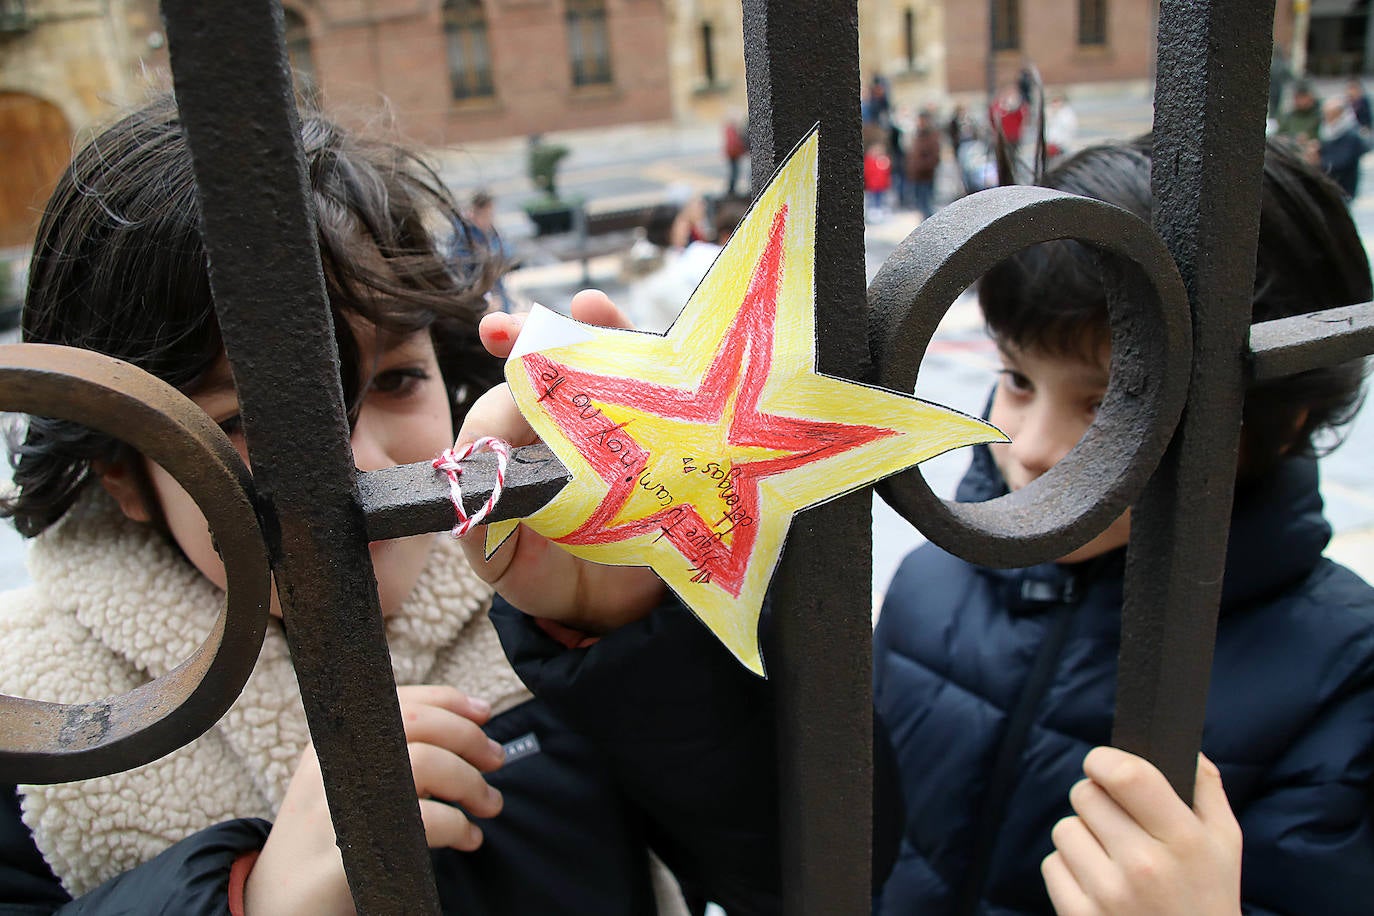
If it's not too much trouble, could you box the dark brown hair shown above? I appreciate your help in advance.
[4,93,503,536]
[979,134,1371,480]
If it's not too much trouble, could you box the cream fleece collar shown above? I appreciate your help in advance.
[0,491,527,895]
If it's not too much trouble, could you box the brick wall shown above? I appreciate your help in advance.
[300,0,672,146]
[946,1,1298,97]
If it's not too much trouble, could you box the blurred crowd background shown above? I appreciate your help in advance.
[1,0,1371,604]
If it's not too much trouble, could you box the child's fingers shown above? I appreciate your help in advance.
[1193,754,1243,838]
[417,798,486,851]
[1049,813,1115,904]
[455,383,536,450]
[479,289,632,361]
[409,741,504,820]
[478,311,526,359]
[396,691,505,773]
[396,684,492,725]
[568,289,636,329]
[1067,775,1143,860]
[1081,746,1192,844]
[1041,850,1096,916]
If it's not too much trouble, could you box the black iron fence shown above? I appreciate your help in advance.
[0,1,1372,913]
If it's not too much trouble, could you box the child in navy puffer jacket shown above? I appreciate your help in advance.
[874,136,1374,915]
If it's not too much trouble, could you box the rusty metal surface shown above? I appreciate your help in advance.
[358,443,570,541]
[160,2,440,910]
[870,187,1192,570]
[1249,302,1374,380]
[743,1,872,912]
[1116,0,1278,800]
[0,344,270,784]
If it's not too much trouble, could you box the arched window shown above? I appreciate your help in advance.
[283,8,319,100]
[566,0,612,87]
[444,0,495,100]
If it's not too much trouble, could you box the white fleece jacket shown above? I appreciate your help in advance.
[0,490,528,897]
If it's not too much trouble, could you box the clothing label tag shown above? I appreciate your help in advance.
[502,732,541,764]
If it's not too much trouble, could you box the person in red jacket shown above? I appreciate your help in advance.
[864,141,894,222]
[991,85,1026,153]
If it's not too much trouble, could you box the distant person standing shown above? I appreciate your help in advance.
[1044,92,1078,161]
[1346,79,1372,132]
[722,114,749,199]
[453,189,515,313]
[863,141,893,222]
[1278,83,1323,144]
[1319,97,1368,199]
[862,74,893,150]
[946,104,981,194]
[888,110,910,209]
[990,86,1026,153]
[865,73,893,127]
[905,109,942,219]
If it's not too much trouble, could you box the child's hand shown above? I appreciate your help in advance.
[244,686,505,915]
[455,290,667,633]
[1042,747,1243,916]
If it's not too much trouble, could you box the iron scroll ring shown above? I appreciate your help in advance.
[0,344,271,784]
[869,187,1193,569]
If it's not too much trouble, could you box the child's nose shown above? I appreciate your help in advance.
[1008,405,1077,479]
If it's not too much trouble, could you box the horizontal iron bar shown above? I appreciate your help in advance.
[358,443,571,541]
[1249,302,1374,380]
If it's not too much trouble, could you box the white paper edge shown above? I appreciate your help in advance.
[509,303,600,360]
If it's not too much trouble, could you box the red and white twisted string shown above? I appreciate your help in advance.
[432,436,511,537]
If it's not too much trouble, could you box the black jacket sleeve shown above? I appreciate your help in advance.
[1,785,269,915]
[491,596,781,915]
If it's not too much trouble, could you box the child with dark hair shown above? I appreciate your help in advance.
[873,135,1374,914]
[455,134,1374,916]
[0,94,764,914]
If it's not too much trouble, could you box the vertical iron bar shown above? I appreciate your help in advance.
[743,2,871,913]
[1115,0,1276,800]
[160,3,440,910]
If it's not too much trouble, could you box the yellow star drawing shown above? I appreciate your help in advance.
[490,129,1005,675]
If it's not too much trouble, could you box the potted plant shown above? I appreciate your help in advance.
[522,135,581,236]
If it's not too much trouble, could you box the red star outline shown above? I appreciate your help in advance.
[520,206,896,597]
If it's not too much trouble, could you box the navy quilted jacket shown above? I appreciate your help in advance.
[873,443,1374,915]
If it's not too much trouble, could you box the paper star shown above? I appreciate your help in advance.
[491,129,1004,675]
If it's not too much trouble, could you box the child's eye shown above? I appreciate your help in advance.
[370,367,431,396]
[998,369,1033,395]
[217,414,243,437]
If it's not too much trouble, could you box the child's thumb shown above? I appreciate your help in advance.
[1193,753,1236,827]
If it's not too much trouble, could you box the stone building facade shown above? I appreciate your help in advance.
[664,1,950,125]
[289,0,673,146]
[943,0,1294,99]
[0,0,1309,251]
[0,0,166,249]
